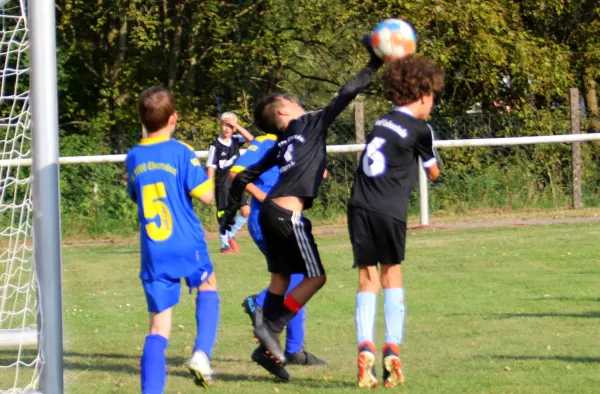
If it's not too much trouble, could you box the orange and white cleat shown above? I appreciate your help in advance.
[228,237,241,252]
[382,343,405,387]
[357,341,378,389]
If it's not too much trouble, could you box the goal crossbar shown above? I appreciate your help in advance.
[1,133,599,167]
[0,329,38,347]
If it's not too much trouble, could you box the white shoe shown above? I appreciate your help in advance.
[188,350,214,389]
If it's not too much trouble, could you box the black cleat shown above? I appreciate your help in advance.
[242,295,263,328]
[254,323,287,365]
[252,345,291,381]
[286,350,327,366]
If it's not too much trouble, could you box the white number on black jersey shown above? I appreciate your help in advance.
[284,144,295,163]
[362,137,387,177]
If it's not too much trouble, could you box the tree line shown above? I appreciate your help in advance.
[51,0,600,234]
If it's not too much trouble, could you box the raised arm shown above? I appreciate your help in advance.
[319,36,384,128]
[222,118,254,143]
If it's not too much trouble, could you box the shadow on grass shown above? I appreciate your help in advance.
[498,312,600,319]
[85,250,139,255]
[529,296,600,302]
[170,369,357,388]
[481,355,600,363]
[35,351,356,389]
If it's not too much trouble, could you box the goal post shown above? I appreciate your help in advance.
[30,1,64,394]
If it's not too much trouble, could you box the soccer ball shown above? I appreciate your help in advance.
[371,19,417,61]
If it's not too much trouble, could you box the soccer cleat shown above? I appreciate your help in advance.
[220,245,235,254]
[228,237,241,252]
[242,295,263,328]
[254,323,287,365]
[357,341,378,389]
[382,343,404,387]
[251,345,291,381]
[286,350,327,366]
[188,350,214,389]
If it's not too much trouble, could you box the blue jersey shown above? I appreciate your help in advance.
[231,134,279,211]
[125,136,213,281]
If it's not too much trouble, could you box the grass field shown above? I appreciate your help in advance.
[8,222,600,393]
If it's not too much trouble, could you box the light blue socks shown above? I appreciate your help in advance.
[384,288,405,345]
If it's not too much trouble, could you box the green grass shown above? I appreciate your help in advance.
[4,223,600,393]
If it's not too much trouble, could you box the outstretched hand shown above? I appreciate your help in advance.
[362,34,383,67]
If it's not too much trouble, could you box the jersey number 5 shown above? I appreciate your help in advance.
[363,137,386,177]
[142,182,173,241]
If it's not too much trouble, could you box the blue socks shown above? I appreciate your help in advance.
[194,290,220,358]
[384,288,405,345]
[227,213,247,239]
[283,274,305,354]
[256,274,305,354]
[141,334,168,394]
[355,291,377,346]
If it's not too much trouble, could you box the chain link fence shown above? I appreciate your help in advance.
[53,103,600,236]
[308,105,600,223]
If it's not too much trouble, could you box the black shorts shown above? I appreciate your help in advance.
[259,199,325,278]
[347,204,407,267]
[215,187,249,214]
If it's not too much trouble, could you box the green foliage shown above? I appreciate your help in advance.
[47,0,600,234]
[60,116,137,236]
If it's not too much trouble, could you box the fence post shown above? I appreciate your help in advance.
[570,88,582,209]
[354,99,365,160]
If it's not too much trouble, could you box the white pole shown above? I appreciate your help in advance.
[3,133,600,167]
[30,0,64,393]
[418,158,429,225]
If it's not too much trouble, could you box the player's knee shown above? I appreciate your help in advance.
[380,264,402,289]
[358,265,380,293]
[198,272,218,291]
[241,205,250,218]
[149,310,172,339]
[312,274,327,289]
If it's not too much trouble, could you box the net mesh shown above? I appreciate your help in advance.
[0,0,41,392]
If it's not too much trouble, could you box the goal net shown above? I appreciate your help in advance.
[0,0,41,392]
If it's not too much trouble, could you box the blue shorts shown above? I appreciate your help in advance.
[248,206,266,255]
[142,266,213,313]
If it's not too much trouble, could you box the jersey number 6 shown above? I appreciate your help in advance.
[362,137,386,177]
[142,182,173,241]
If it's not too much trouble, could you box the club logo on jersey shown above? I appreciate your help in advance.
[375,119,408,138]
[219,155,238,169]
[277,135,305,173]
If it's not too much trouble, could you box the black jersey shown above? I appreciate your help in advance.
[226,60,381,210]
[349,108,437,222]
[206,135,246,191]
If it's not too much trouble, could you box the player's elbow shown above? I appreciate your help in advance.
[427,164,440,181]
[228,171,238,181]
[199,190,214,205]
